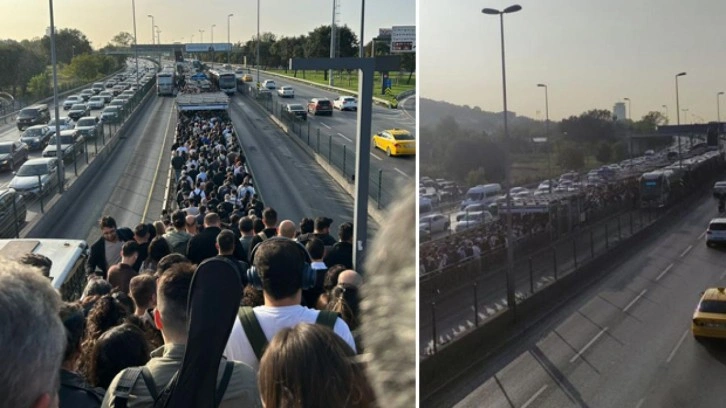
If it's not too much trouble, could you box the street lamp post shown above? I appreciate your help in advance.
[156,27,160,45]
[256,0,260,85]
[717,92,724,124]
[359,0,365,58]
[147,15,154,45]
[662,104,668,123]
[682,108,689,124]
[537,83,551,194]
[482,4,522,312]
[623,97,631,120]
[48,0,65,193]
[199,29,204,43]
[131,0,139,87]
[675,72,686,168]
[227,14,234,64]
[211,24,216,68]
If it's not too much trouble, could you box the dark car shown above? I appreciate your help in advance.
[74,116,101,139]
[15,104,50,130]
[20,125,54,151]
[9,158,59,197]
[285,103,307,121]
[307,98,333,116]
[0,189,27,238]
[43,130,84,161]
[0,141,29,172]
[100,106,121,124]
[67,104,90,121]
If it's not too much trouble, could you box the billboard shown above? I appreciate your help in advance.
[390,25,415,53]
[185,43,231,53]
[378,28,392,38]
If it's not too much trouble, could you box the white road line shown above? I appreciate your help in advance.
[656,263,673,282]
[369,153,383,161]
[570,327,608,363]
[680,245,693,258]
[635,398,646,408]
[320,122,331,129]
[666,330,690,364]
[521,385,548,408]
[394,167,409,178]
[623,289,648,312]
[698,231,706,240]
[337,132,352,142]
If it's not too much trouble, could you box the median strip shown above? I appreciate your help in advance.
[570,327,608,363]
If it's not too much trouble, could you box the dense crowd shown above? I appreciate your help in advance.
[0,104,416,407]
[420,179,640,275]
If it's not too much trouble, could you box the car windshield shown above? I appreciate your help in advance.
[77,119,95,126]
[710,222,726,231]
[22,128,43,137]
[393,132,414,141]
[467,192,484,201]
[17,164,49,176]
[288,104,304,111]
[18,109,38,118]
[103,107,119,113]
[317,101,331,107]
[70,104,85,110]
[0,145,13,154]
[699,300,726,314]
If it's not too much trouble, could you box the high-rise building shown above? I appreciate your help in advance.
[613,102,626,121]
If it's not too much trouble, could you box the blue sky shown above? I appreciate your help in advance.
[420,0,726,122]
[2,0,413,49]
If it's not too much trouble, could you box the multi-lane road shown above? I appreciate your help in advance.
[432,186,726,408]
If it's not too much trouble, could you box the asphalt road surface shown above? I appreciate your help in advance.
[428,185,726,408]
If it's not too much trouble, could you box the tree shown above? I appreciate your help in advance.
[557,144,585,170]
[400,53,415,84]
[27,71,50,99]
[595,141,612,163]
[466,168,487,186]
[633,110,668,133]
[40,28,93,64]
[111,32,134,48]
[560,109,617,150]
[305,25,359,80]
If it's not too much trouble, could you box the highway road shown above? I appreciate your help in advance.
[253,71,415,189]
[428,185,726,408]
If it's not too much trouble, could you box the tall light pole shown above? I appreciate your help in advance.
[623,97,631,120]
[256,0,260,84]
[131,0,139,87]
[147,15,154,45]
[211,24,216,68]
[717,91,724,123]
[482,4,522,312]
[537,83,551,194]
[359,0,365,58]
[662,104,668,123]
[675,72,686,168]
[227,13,234,64]
[156,27,160,45]
[199,29,204,43]
[191,34,194,43]
[682,108,689,124]
[48,0,65,193]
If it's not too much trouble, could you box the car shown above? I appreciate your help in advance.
[8,158,59,197]
[74,116,101,139]
[419,214,450,234]
[116,95,131,103]
[79,89,95,101]
[0,141,29,172]
[453,212,494,233]
[47,116,75,133]
[42,129,84,161]
[706,218,726,247]
[262,80,276,90]
[234,68,245,74]
[456,203,492,222]
[91,82,105,94]
[510,187,530,197]
[120,90,135,98]
[242,74,253,82]
[20,125,54,151]
[111,85,125,96]
[62,95,83,110]
[692,287,726,340]
[15,104,50,131]
[307,98,333,116]
[0,189,27,238]
[284,104,307,121]
[372,128,416,157]
[98,90,114,104]
[105,80,116,89]
[333,96,357,111]
[100,106,121,123]
[67,104,90,121]
[87,96,105,110]
[714,181,726,199]
[108,99,126,113]
[277,86,294,98]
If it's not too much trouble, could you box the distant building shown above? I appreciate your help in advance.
[613,102,626,121]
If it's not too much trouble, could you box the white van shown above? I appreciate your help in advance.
[460,183,502,210]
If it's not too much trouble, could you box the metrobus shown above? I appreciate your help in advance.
[209,69,237,95]
[156,68,176,96]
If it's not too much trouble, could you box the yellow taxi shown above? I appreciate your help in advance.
[692,287,726,340]
[243,74,253,82]
[372,128,416,157]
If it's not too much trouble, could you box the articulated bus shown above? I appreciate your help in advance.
[156,68,176,96]
[209,69,237,95]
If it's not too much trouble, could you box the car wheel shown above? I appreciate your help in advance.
[386,147,392,157]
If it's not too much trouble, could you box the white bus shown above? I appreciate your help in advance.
[460,183,502,210]
[209,69,237,95]
[156,69,176,96]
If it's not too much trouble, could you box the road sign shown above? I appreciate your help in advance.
[391,25,415,54]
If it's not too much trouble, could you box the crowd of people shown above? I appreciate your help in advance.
[0,102,417,407]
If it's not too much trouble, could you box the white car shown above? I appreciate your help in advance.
[47,117,74,132]
[277,86,294,98]
[262,80,276,90]
[456,203,490,222]
[419,214,450,234]
[87,96,105,110]
[454,212,493,233]
[333,96,357,111]
[62,95,83,110]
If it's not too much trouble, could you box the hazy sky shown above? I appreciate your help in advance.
[2,0,413,52]
[421,0,726,123]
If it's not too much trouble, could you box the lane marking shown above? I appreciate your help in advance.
[623,289,648,312]
[370,152,382,161]
[698,231,706,240]
[679,245,693,258]
[570,327,608,363]
[320,122,331,129]
[142,100,174,222]
[666,329,689,364]
[655,263,673,282]
[337,132,352,142]
[521,385,548,408]
[394,167,409,178]
[635,398,646,408]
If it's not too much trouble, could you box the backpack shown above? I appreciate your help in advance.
[237,306,338,361]
[112,361,234,408]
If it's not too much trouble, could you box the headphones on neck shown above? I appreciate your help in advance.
[247,237,316,291]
